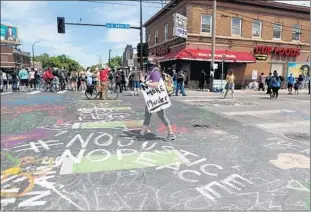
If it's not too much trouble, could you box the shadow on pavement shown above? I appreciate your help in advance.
[120,129,163,141]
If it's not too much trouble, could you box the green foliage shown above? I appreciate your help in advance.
[34,53,83,71]
[109,56,122,70]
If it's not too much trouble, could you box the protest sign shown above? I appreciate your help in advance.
[141,80,172,113]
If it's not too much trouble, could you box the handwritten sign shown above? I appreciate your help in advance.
[141,80,172,113]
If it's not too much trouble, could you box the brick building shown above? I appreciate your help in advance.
[1,45,31,71]
[143,0,310,88]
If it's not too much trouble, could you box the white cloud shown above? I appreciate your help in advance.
[0,1,98,67]
[276,1,310,6]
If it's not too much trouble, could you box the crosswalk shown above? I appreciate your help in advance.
[221,108,310,139]
[174,93,310,140]
[173,95,256,107]
[1,90,69,96]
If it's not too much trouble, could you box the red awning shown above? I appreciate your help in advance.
[159,49,256,63]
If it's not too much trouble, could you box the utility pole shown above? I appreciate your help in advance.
[210,0,216,92]
[108,49,112,67]
[139,0,143,71]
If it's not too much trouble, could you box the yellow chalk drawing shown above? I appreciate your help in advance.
[1,166,21,175]
[1,173,35,198]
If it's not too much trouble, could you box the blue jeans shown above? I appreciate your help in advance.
[173,81,177,92]
[133,81,140,89]
[12,80,18,91]
[176,82,186,96]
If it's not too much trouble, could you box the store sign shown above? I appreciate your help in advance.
[149,37,185,56]
[254,46,300,57]
[255,54,268,61]
[173,13,187,39]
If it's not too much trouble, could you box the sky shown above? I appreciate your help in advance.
[1,0,310,68]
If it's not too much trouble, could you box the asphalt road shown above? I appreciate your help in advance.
[1,89,310,211]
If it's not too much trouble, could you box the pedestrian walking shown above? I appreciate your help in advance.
[98,66,110,99]
[11,71,18,92]
[115,71,122,93]
[34,70,41,90]
[80,71,86,91]
[18,67,30,92]
[139,58,176,141]
[294,79,300,95]
[175,70,186,96]
[224,70,235,99]
[29,68,36,90]
[199,69,205,90]
[1,71,8,92]
[258,73,265,91]
[269,71,281,99]
[287,73,295,95]
[128,68,141,96]
[266,72,272,95]
[121,71,126,91]
[70,70,78,91]
[172,69,177,94]
[298,74,304,89]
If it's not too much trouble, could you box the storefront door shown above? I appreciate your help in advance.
[270,63,285,76]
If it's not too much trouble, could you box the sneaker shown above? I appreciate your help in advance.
[164,133,176,141]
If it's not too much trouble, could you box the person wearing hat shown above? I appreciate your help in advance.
[139,58,176,141]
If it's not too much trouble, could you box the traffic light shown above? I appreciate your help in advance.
[137,43,149,58]
[142,43,149,57]
[57,17,65,33]
[137,43,142,57]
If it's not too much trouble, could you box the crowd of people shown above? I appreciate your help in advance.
[256,71,311,98]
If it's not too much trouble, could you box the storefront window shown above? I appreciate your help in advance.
[231,17,241,36]
[252,20,262,38]
[164,24,168,41]
[155,30,158,44]
[273,24,282,40]
[292,24,301,41]
[201,14,212,34]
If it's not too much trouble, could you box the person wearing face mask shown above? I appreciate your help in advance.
[139,58,176,141]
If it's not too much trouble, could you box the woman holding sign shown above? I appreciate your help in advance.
[139,58,176,141]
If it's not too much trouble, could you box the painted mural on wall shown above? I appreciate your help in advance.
[287,62,310,78]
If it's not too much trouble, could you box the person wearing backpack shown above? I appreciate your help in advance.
[269,71,281,99]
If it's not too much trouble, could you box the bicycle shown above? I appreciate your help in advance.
[39,78,60,92]
[85,81,119,100]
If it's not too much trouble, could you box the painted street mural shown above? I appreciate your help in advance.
[1,92,310,211]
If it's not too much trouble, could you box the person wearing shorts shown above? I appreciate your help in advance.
[99,67,110,99]
[287,73,295,95]
[18,67,30,92]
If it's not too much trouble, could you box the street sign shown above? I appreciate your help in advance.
[105,23,130,29]
[128,59,134,67]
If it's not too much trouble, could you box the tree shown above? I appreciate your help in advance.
[109,56,122,70]
[34,53,83,71]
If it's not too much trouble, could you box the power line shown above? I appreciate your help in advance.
[78,0,163,8]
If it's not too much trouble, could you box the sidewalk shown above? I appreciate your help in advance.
[184,88,310,96]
